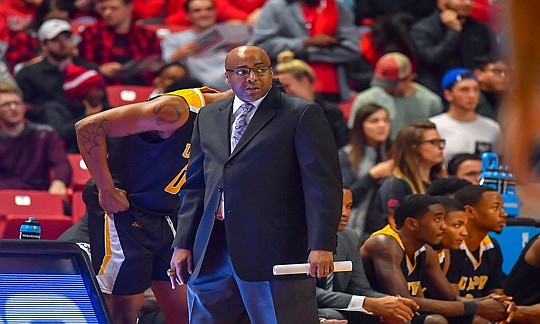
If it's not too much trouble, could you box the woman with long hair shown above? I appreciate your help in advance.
[339,104,393,238]
[373,120,446,232]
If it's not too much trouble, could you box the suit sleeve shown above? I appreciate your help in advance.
[172,113,206,249]
[316,287,354,309]
[295,103,342,252]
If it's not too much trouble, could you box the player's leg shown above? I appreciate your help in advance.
[151,280,188,323]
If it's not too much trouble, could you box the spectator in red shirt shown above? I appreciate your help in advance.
[0,0,40,51]
[77,0,163,85]
[5,0,75,73]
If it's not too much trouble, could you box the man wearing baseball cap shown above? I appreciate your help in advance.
[429,67,501,160]
[349,52,442,138]
[15,19,98,122]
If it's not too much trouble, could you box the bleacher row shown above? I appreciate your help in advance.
[0,80,162,238]
[0,153,90,239]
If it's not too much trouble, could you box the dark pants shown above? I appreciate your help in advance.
[188,221,319,324]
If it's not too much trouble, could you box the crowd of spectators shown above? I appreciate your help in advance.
[3,0,534,322]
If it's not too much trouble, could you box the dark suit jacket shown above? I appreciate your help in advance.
[173,86,342,282]
[316,229,385,308]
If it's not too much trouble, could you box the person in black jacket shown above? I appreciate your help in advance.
[43,65,108,153]
[410,0,500,95]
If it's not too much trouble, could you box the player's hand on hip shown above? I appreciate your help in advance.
[308,250,334,278]
[170,248,193,288]
[98,187,129,214]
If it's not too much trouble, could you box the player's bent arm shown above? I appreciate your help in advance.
[361,235,412,298]
[423,246,458,300]
[75,96,190,192]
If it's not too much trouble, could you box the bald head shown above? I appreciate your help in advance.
[225,46,271,67]
[225,46,274,102]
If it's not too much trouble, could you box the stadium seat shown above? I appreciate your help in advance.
[67,154,91,192]
[0,190,64,215]
[106,85,154,107]
[0,190,72,239]
[0,214,73,240]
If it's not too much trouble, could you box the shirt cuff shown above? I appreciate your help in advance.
[347,295,373,314]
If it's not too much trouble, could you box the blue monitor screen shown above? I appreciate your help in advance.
[0,274,100,323]
[0,241,110,323]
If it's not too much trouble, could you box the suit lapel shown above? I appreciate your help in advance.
[228,87,280,160]
[212,97,233,159]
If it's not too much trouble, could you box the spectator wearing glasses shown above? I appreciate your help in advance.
[0,82,71,199]
[430,68,501,161]
[372,121,446,233]
[473,55,510,121]
[349,52,443,139]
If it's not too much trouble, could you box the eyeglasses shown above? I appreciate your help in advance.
[225,66,271,77]
[0,100,24,110]
[420,139,446,146]
[485,68,507,76]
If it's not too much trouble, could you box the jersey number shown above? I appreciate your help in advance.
[164,144,191,194]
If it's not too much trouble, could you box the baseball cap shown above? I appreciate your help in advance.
[63,65,105,101]
[38,19,72,41]
[441,68,477,90]
[370,52,412,89]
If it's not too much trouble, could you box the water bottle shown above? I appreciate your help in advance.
[19,217,41,239]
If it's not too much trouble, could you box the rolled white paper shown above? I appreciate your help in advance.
[273,261,352,275]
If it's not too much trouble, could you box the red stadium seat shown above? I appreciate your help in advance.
[67,154,91,192]
[0,190,64,215]
[0,190,72,239]
[106,85,154,107]
[0,214,73,239]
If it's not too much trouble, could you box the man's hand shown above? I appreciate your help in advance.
[171,41,200,61]
[307,250,334,278]
[369,159,394,179]
[303,34,339,48]
[48,179,68,199]
[98,187,129,214]
[170,248,193,288]
[476,298,511,322]
[440,9,463,32]
[364,296,418,323]
[99,62,122,78]
[485,294,517,323]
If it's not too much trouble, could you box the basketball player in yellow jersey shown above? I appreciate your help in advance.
[75,87,233,324]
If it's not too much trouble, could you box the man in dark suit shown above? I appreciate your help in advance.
[317,188,418,323]
[170,45,343,323]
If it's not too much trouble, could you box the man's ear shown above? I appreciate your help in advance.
[443,89,453,103]
[464,205,476,220]
[404,217,418,231]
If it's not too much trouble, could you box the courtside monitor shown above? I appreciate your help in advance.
[0,240,110,323]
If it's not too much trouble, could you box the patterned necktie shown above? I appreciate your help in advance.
[231,102,255,151]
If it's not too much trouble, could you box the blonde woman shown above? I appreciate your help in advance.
[275,50,349,148]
